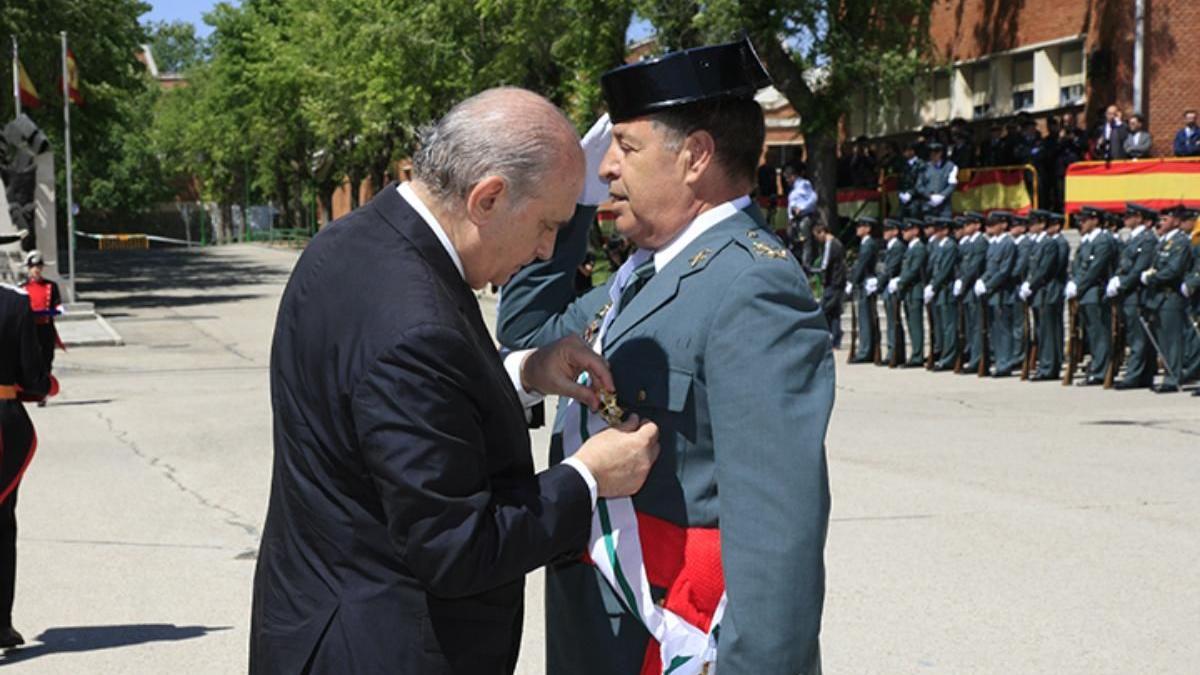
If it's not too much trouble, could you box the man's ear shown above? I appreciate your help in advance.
[681,130,716,185]
[466,175,508,226]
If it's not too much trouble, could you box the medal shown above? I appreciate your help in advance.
[598,391,625,426]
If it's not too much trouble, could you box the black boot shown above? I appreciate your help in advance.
[0,626,25,649]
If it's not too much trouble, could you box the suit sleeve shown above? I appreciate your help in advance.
[352,324,591,599]
[16,302,50,397]
[498,204,609,349]
[707,263,832,673]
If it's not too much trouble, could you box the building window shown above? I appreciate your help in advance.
[1012,54,1034,111]
[971,63,990,117]
[933,71,951,121]
[1059,43,1085,106]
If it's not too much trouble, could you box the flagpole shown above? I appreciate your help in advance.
[10,36,18,118]
[61,31,76,303]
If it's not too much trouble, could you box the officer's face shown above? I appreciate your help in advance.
[603,119,707,249]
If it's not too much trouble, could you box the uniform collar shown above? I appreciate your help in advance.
[1131,224,1146,238]
[397,182,464,280]
[887,237,901,249]
[652,195,751,273]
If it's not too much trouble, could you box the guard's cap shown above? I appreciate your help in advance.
[1165,203,1198,219]
[1078,205,1106,219]
[883,218,903,230]
[1048,212,1065,224]
[927,141,945,151]
[931,217,953,229]
[963,211,986,223]
[24,250,43,267]
[856,216,878,227]
[1011,214,1029,225]
[988,210,1011,223]
[601,37,771,123]
[1028,208,1052,221]
[951,216,966,229]
[900,218,921,230]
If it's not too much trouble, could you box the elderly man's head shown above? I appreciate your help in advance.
[601,98,765,249]
[411,87,584,289]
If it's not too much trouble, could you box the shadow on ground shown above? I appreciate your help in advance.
[0,623,230,663]
[75,248,292,312]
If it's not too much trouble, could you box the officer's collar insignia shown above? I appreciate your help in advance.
[689,248,713,267]
[747,229,759,239]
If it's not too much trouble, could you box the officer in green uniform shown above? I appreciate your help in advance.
[975,211,1018,375]
[896,143,925,219]
[929,217,960,370]
[1020,210,1051,378]
[956,212,988,372]
[915,142,959,218]
[880,218,907,365]
[1107,204,1159,389]
[1140,205,1195,392]
[1046,212,1071,378]
[498,38,832,673]
[1009,214,1034,367]
[847,216,881,363]
[1066,206,1118,385]
[1175,211,1200,388]
[896,218,928,367]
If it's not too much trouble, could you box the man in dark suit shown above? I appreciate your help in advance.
[1095,105,1129,161]
[250,88,660,675]
[812,219,846,348]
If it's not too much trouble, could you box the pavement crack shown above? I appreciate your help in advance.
[94,410,260,541]
[169,307,256,363]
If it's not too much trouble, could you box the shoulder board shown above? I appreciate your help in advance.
[730,228,790,261]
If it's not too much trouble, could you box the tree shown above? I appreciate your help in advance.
[146,20,206,73]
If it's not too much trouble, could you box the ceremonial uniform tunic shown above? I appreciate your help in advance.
[18,278,60,373]
[0,286,51,631]
[1114,226,1157,386]
[958,233,988,370]
[1072,230,1118,382]
[850,236,881,362]
[1142,230,1194,388]
[897,238,928,366]
[931,237,960,369]
[880,238,907,364]
[897,157,925,219]
[915,160,958,218]
[1012,234,1036,367]
[1025,233,1057,378]
[498,204,834,675]
[980,233,1017,374]
[1177,240,1200,383]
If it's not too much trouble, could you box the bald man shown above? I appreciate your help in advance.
[250,88,660,674]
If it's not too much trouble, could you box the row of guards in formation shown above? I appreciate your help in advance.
[844,203,1200,395]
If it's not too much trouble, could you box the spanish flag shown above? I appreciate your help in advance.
[63,48,82,105]
[1065,158,1200,215]
[17,59,40,108]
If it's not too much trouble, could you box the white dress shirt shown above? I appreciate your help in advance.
[396,183,598,507]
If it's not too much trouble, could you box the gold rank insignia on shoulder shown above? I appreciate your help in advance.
[752,241,788,259]
[747,229,759,239]
[689,248,712,267]
[598,391,624,426]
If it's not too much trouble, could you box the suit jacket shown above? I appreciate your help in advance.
[819,237,847,313]
[1095,122,1129,160]
[981,234,1017,306]
[498,205,833,674]
[250,185,591,675]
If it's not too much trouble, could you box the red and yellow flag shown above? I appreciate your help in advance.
[17,59,40,108]
[64,48,82,105]
[1065,158,1200,215]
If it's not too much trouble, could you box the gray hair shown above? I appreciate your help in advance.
[412,87,576,209]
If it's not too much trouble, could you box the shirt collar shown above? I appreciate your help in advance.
[397,183,464,280]
[1132,224,1146,238]
[887,237,900,249]
[652,195,752,273]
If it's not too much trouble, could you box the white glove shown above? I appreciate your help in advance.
[952,279,963,297]
[578,114,613,206]
[1183,282,1192,298]
[1105,276,1121,298]
[887,278,899,295]
[973,279,987,297]
[899,191,912,204]
[923,285,934,304]
[865,277,879,295]
[1140,270,1154,286]
[929,194,945,207]
[1065,280,1078,299]
[1019,282,1032,301]
[844,281,854,297]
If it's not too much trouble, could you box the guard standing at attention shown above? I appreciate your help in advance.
[847,216,881,364]
[1140,205,1195,393]
[929,217,961,370]
[896,219,928,367]
[880,218,907,365]
[1066,206,1118,385]
[1107,204,1159,389]
[0,283,55,649]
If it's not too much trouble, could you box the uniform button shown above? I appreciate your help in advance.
[637,390,647,402]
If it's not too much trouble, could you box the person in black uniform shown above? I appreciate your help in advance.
[812,219,847,348]
[0,284,53,649]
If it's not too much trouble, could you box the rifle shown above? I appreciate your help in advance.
[977,295,991,377]
[889,290,907,368]
[847,290,858,364]
[925,299,937,370]
[869,293,883,366]
[1103,299,1124,389]
[1063,298,1082,385]
[1020,301,1033,380]
[953,298,966,373]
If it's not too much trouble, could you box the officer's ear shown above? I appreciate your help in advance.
[680,130,716,187]
[465,175,509,227]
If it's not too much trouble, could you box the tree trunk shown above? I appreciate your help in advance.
[348,171,362,210]
[317,178,336,228]
[807,131,840,236]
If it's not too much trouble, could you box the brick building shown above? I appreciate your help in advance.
[847,0,1200,156]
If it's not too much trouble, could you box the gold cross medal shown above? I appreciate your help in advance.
[598,391,625,426]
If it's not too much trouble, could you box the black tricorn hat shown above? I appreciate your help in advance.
[856,216,879,226]
[601,37,772,123]
[1079,205,1106,219]
[1028,209,1052,221]
[883,218,903,230]
[988,210,1012,223]
[963,211,986,223]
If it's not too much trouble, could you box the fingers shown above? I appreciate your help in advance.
[569,340,614,393]
[559,380,601,411]
[616,413,640,432]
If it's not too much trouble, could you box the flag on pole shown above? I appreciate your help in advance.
[62,48,82,105]
[17,59,40,108]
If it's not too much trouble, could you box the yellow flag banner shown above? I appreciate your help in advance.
[882,166,1034,217]
[1065,158,1200,218]
[18,60,41,108]
[836,188,882,220]
[64,48,83,105]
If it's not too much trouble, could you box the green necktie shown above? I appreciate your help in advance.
[616,257,656,316]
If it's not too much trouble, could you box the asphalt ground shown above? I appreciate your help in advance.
[2,244,1196,673]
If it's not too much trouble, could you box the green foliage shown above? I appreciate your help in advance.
[146,20,206,73]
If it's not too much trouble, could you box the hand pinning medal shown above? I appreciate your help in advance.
[598,390,625,426]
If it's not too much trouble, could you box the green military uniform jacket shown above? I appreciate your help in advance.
[1143,229,1194,311]
[880,238,906,290]
[1014,234,1035,288]
[498,203,833,675]
[981,233,1017,306]
[1025,234,1056,307]
[1073,231,1118,305]
[957,232,987,290]
[898,238,928,302]
[850,236,880,287]
[1115,226,1157,307]
[930,236,959,305]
